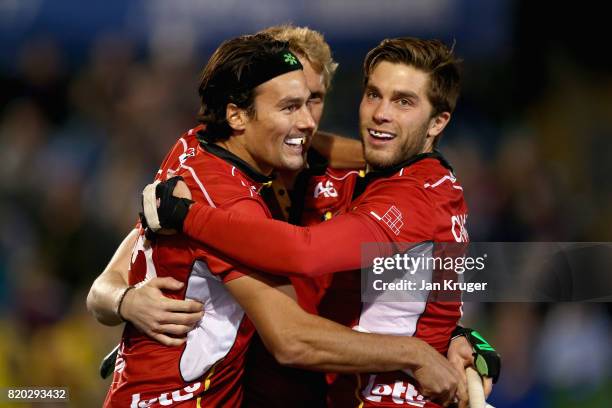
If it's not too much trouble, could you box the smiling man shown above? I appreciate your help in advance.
[144,37,494,407]
[362,61,446,168]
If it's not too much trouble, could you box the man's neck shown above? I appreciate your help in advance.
[216,137,272,176]
[277,170,299,190]
[366,145,434,174]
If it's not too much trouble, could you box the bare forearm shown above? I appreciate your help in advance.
[276,315,426,373]
[234,275,427,373]
[228,274,460,401]
[311,131,365,169]
[86,229,138,325]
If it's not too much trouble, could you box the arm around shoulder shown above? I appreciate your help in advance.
[86,228,139,325]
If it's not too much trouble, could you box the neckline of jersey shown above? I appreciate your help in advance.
[198,138,275,185]
[352,150,454,200]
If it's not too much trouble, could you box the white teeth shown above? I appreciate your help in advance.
[285,137,305,146]
[369,129,394,139]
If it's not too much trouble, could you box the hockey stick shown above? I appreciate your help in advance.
[466,366,494,408]
[100,344,119,379]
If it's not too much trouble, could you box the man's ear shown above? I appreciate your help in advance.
[428,111,451,138]
[226,103,249,131]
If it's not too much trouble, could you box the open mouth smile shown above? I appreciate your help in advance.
[368,128,396,143]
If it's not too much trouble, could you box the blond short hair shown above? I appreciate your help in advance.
[261,24,338,90]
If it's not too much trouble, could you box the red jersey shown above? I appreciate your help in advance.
[179,151,468,407]
[292,165,361,313]
[104,127,273,408]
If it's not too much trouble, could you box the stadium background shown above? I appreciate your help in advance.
[0,0,610,406]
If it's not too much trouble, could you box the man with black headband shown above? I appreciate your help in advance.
[87,26,359,348]
[101,34,466,407]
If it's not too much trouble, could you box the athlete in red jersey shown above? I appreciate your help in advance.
[87,26,357,347]
[98,34,468,407]
[145,38,494,407]
[104,129,270,407]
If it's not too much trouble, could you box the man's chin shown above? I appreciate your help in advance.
[278,157,305,172]
[364,150,397,170]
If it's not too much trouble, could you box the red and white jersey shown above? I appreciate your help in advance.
[320,154,467,407]
[300,167,361,226]
[321,153,466,351]
[104,127,272,408]
[179,151,468,408]
[293,166,361,314]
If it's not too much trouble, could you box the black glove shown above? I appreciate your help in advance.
[141,176,194,232]
[452,326,501,383]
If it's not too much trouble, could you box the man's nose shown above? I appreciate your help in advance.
[373,100,391,124]
[297,104,316,131]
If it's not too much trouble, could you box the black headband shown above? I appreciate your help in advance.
[204,48,303,101]
[241,49,303,89]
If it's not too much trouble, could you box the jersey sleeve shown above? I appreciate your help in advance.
[182,198,389,278]
[155,138,189,181]
[216,198,274,282]
[131,137,190,229]
[181,176,436,278]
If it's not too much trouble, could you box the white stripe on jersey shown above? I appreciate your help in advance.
[326,170,361,181]
[358,242,433,336]
[180,163,216,208]
[180,260,244,381]
[131,234,158,281]
[423,171,462,190]
[179,137,188,150]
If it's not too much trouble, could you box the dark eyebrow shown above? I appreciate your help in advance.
[392,90,419,101]
[364,84,380,93]
[276,96,305,107]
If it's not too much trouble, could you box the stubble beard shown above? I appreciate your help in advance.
[364,122,430,170]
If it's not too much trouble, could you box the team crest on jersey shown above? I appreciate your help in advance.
[179,148,196,164]
[369,206,403,236]
[313,180,338,198]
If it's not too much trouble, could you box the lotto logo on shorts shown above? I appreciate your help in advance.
[130,382,202,407]
[362,375,426,406]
